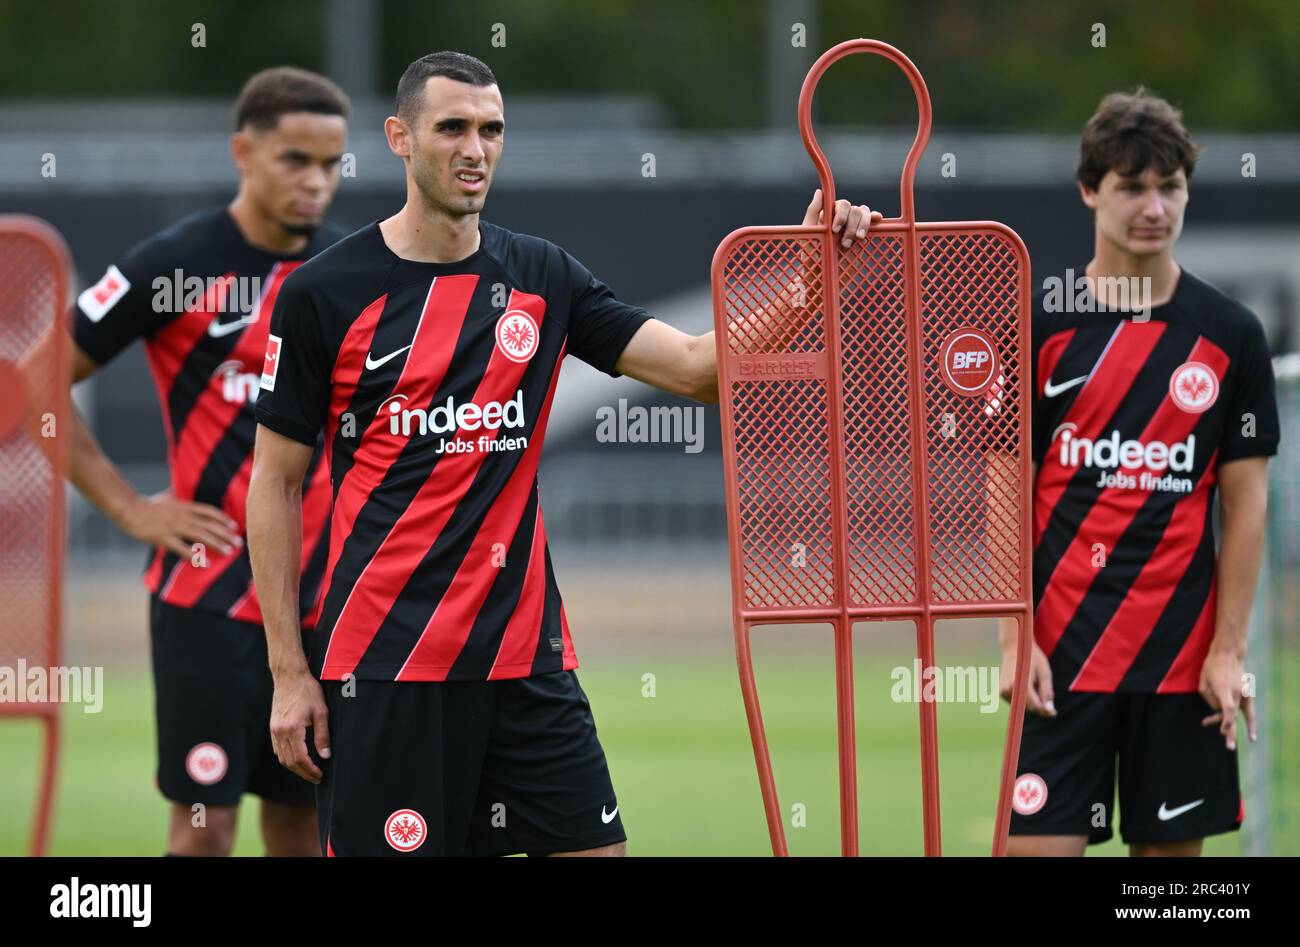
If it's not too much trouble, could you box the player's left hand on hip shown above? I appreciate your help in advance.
[1198,649,1255,751]
[802,189,884,248]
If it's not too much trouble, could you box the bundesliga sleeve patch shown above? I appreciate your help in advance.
[261,334,282,392]
[77,265,130,323]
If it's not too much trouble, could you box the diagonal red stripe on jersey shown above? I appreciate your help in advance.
[170,262,295,502]
[559,600,577,671]
[158,450,254,609]
[144,549,165,594]
[226,449,333,623]
[320,289,547,678]
[1033,321,1167,547]
[160,264,297,608]
[1037,328,1076,398]
[1035,338,1230,657]
[142,271,237,467]
[486,504,549,679]
[313,278,475,630]
[1157,583,1217,693]
[397,342,567,680]
[310,291,387,626]
[322,292,389,461]
[1069,451,1218,690]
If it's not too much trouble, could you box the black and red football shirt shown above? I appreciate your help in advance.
[254,220,652,682]
[1030,267,1279,693]
[73,207,342,625]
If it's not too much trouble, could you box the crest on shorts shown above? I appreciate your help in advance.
[495,309,539,363]
[185,742,228,785]
[1169,361,1218,414]
[1012,772,1048,816]
[385,808,427,852]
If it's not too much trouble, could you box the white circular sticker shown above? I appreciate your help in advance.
[385,808,428,852]
[495,309,539,363]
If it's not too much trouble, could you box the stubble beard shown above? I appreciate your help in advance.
[412,152,486,221]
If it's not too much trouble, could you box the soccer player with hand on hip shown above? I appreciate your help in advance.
[54,68,351,856]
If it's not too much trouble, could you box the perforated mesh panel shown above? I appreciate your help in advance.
[722,237,835,610]
[919,231,1025,603]
[717,225,1027,618]
[839,234,919,607]
[732,379,836,608]
[0,224,67,675]
[724,236,826,356]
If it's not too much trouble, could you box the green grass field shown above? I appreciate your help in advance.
[0,640,1247,856]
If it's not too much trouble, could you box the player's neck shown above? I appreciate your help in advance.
[226,194,309,256]
[380,205,481,264]
[1085,243,1181,309]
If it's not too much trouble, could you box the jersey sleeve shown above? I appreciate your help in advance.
[254,275,333,446]
[71,239,177,366]
[1219,316,1281,462]
[560,249,652,377]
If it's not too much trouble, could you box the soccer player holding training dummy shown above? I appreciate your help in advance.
[1000,89,1279,856]
[248,50,880,856]
[67,68,349,855]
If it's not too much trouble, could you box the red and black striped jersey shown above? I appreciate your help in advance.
[1030,267,1279,693]
[72,207,343,626]
[254,220,652,682]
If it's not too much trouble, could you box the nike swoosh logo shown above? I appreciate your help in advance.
[365,345,412,371]
[601,805,619,824]
[1157,799,1205,821]
[208,316,256,338]
[1044,374,1087,398]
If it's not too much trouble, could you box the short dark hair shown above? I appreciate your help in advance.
[396,51,497,122]
[1077,87,1199,191]
[233,66,351,131]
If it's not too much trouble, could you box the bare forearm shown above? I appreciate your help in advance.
[1212,499,1267,659]
[247,469,307,677]
[67,406,144,526]
[696,271,815,403]
[690,331,718,403]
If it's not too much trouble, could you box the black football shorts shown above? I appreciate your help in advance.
[312,669,626,856]
[1008,690,1242,845]
[149,595,315,808]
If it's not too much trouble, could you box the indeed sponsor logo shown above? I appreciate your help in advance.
[1056,427,1195,472]
[213,360,260,404]
[1054,426,1196,493]
[381,391,525,438]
